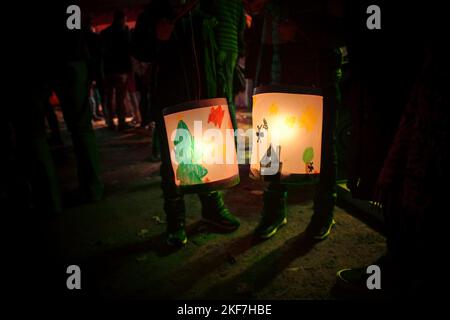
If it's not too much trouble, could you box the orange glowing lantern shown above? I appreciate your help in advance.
[250,86,323,184]
[163,98,240,193]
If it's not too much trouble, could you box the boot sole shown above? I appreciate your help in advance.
[312,219,336,240]
[258,217,288,239]
[166,237,188,247]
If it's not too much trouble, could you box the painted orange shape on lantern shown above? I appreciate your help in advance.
[208,105,225,128]
[269,102,279,115]
[298,105,319,132]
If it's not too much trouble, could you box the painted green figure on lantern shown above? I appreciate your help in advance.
[173,120,208,185]
[303,147,315,173]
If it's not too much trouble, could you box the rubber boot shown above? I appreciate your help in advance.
[254,189,288,239]
[199,191,240,231]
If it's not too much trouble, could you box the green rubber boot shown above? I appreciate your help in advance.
[306,192,336,240]
[305,214,336,241]
[254,190,288,239]
[200,191,240,232]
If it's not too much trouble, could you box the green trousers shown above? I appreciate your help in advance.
[217,50,239,131]
[56,61,103,200]
[18,61,103,214]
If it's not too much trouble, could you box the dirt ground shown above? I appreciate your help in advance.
[50,109,386,300]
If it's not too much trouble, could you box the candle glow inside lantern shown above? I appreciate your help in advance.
[163,98,240,193]
[250,86,323,183]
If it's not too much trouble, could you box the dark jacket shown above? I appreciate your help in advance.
[131,9,157,63]
[23,1,89,83]
[101,23,131,74]
[255,0,343,87]
[149,0,212,112]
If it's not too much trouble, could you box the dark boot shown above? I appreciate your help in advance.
[306,191,336,240]
[306,213,336,240]
[165,196,187,246]
[200,191,240,231]
[254,189,287,239]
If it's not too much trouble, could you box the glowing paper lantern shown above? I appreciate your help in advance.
[250,86,323,184]
[163,98,240,193]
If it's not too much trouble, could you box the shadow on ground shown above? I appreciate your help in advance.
[50,110,386,299]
